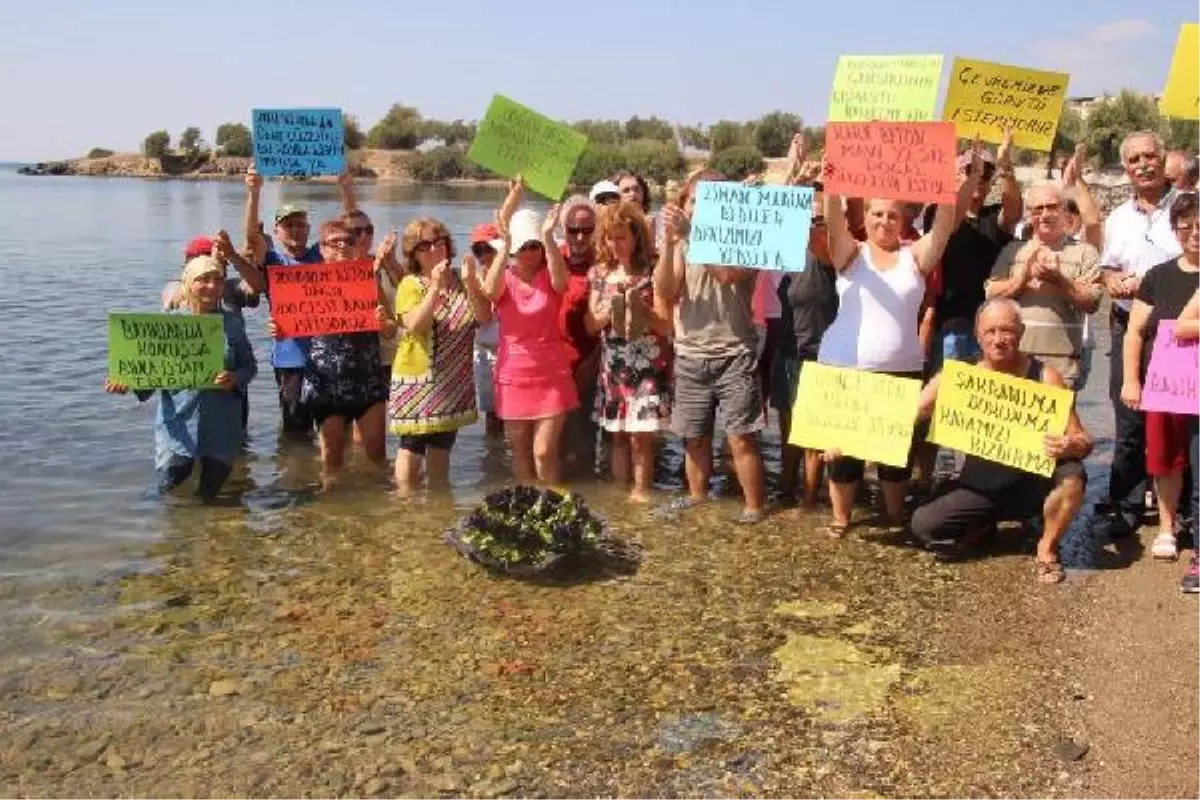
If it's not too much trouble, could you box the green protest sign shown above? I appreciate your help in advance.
[466,94,588,200]
[108,313,224,390]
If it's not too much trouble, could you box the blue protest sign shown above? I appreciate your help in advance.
[687,182,813,272]
[252,108,345,177]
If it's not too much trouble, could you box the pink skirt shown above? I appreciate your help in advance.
[494,377,579,421]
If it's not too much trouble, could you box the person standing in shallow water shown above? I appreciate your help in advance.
[482,187,579,486]
[387,216,492,492]
[105,255,257,501]
[586,201,673,503]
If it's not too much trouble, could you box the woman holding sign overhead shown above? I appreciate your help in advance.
[105,255,257,501]
[1119,192,1200,563]
[815,150,983,536]
[482,181,579,486]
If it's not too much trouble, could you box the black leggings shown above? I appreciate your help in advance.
[156,456,233,501]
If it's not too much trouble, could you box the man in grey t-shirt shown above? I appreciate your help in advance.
[654,172,766,523]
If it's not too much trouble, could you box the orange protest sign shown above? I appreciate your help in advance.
[268,260,381,337]
[823,121,957,205]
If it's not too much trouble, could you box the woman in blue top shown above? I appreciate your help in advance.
[105,255,257,500]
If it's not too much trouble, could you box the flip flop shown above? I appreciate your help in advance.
[1035,558,1065,584]
[826,522,850,539]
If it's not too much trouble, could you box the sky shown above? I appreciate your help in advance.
[0,0,1193,161]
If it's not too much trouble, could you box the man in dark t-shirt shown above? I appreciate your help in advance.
[922,144,1022,373]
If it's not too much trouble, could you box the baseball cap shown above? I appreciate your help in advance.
[589,180,621,203]
[469,222,505,250]
[184,236,213,260]
[509,209,542,250]
[274,204,308,224]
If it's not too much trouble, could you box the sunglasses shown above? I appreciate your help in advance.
[414,236,447,254]
[566,225,595,236]
[1029,203,1061,215]
[322,236,356,248]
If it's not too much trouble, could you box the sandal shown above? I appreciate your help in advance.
[1035,558,1066,584]
[826,521,850,539]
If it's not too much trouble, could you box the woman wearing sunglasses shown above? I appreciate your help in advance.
[481,181,578,486]
[387,217,492,491]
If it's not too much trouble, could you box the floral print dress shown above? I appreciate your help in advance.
[590,270,672,433]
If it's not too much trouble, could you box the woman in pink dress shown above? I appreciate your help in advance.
[482,186,579,485]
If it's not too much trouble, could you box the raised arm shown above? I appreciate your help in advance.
[460,254,493,324]
[1062,144,1102,250]
[653,204,689,303]
[824,191,859,272]
[213,229,265,294]
[541,204,568,294]
[337,170,358,213]
[996,128,1023,234]
[481,213,512,303]
[400,262,449,336]
[243,164,264,254]
[913,150,981,274]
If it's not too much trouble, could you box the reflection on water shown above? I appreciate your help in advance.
[0,167,1122,796]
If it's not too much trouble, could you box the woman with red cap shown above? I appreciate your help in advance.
[468,222,506,438]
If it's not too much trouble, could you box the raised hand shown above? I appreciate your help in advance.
[430,259,450,292]
[461,253,478,284]
[1062,143,1087,186]
[659,204,689,244]
[498,174,524,226]
[997,126,1014,171]
[212,229,235,264]
[245,163,262,193]
[213,371,236,391]
[104,379,129,394]
[541,204,561,239]
[375,230,398,274]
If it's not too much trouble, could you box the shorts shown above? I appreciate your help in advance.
[671,351,764,440]
[398,430,458,455]
[826,369,925,484]
[911,460,1087,544]
[1146,410,1191,477]
[310,401,380,427]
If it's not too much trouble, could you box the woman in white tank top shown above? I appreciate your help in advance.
[816,152,985,535]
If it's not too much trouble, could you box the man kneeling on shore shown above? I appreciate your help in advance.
[912,298,1093,584]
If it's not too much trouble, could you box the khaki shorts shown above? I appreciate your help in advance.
[671,351,764,440]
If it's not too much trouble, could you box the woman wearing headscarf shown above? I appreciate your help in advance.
[105,255,257,500]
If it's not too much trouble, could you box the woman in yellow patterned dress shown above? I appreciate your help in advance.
[386,217,493,491]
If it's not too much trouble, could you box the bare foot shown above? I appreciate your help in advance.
[629,488,653,504]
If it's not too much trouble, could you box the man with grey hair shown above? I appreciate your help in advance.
[1165,149,1198,192]
[1096,130,1181,539]
[911,298,1093,584]
[984,182,1103,389]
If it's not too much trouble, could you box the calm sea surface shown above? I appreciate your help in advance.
[0,164,1129,796]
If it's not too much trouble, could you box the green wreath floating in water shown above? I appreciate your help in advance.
[444,486,642,578]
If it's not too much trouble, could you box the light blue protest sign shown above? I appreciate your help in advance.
[687,182,813,272]
[252,108,345,177]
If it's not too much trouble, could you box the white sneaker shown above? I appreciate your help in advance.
[1151,531,1178,561]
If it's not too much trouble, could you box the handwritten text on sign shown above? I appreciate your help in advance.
[1160,24,1200,120]
[943,58,1069,151]
[688,182,813,272]
[788,364,921,467]
[1141,321,1198,415]
[929,359,1072,477]
[252,108,345,177]
[824,121,957,205]
[828,54,943,123]
[268,260,381,337]
[108,313,224,390]
[466,94,588,200]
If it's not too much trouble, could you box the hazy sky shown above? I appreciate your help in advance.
[0,0,1192,161]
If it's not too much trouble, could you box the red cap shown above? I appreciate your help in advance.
[469,223,500,246]
[184,236,214,259]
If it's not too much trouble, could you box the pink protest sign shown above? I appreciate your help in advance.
[1141,320,1198,415]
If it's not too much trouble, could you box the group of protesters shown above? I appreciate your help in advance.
[106,128,1200,591]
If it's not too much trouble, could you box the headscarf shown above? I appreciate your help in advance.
[181,255,224,301]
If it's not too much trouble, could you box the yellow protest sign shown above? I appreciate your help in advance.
[788,364,921,468]
[1161,23,1199,120]
[943,58,1069,151]
[828,54,944,122]
[928,360,1073,478]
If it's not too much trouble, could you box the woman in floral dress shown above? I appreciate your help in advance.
[387,216,492,491]
[587,202,673,502]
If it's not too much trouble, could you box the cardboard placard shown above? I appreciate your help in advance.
[1160,24,1200,120]
[828,54,943,122]
[252,108,345,177]
[687,182,813,271]
[108,312,225,390]
[823,121,958,204]
[466,94,588,200]
[1141,320,1199,415]
[268,260,381,337]
[942,58,1069,151]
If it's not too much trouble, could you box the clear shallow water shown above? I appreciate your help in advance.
[0,165,1128,797]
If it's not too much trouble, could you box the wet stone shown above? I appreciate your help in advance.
[1052,739,1089,761]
